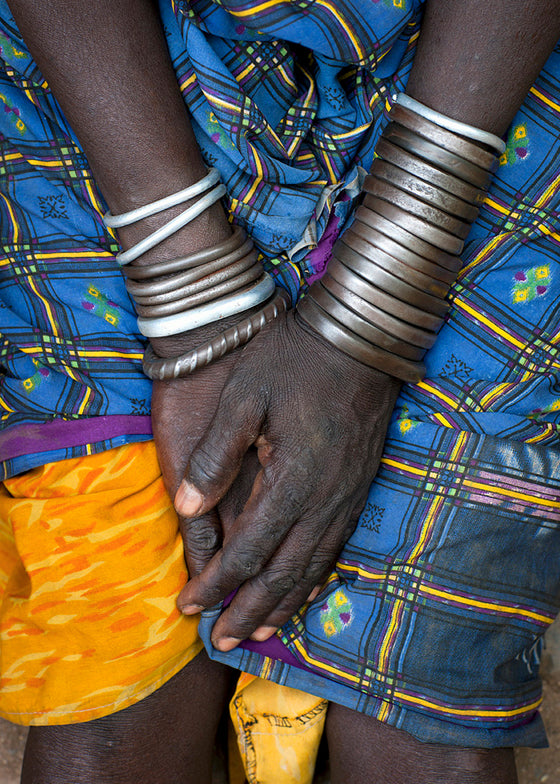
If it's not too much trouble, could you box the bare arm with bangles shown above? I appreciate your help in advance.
[10,0,560,655]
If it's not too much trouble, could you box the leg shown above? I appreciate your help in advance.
[326,703,518,784]
[21,651,231,784]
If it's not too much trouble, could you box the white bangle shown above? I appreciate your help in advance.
[396,94,506,155]
[115,184,226,266]
[103,168,221,228]
[137,274,276,338]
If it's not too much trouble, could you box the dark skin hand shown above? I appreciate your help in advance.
[175,0,560,655]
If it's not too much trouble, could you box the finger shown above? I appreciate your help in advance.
[178,454,320,611]
[174,383,264,518]
[179,509,223,582]
[209,507,352,649]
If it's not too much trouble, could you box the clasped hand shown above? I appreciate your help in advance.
[152,310,400,652]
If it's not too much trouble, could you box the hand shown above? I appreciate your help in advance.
[175,310,401,651]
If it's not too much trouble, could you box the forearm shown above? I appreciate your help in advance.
[7,0,230,256]
[406,0,560,135]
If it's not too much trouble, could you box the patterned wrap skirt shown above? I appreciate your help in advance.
[1,0,560,748]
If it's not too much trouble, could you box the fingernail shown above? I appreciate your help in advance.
[180,603,204,615]
[307,585,322,602]
[174,481,204,517]
[250,626,277,642]
[214,636,242,652]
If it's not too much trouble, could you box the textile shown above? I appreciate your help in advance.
[0,441,202,725]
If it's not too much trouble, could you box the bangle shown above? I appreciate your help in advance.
[142,289,290,380]
[297,295,425,383]
[375,138,487,205]
[137,273,276,337]
[391,104,497,170]
[396,94,506,155]
[367,163,479,223]
[123,226,246,281]
[103,168,221,228]
[116,184,226,265]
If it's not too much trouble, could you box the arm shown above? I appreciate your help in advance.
[175,0,560,650]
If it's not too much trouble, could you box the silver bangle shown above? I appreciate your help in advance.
[103,168,221,228]
[396,94,506,155]
[137,273,276,337]
[115,184,226,265]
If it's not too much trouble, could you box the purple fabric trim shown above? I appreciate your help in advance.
[239,635,303,668]
[0,415,153,462]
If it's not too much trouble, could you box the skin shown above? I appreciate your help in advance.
[7,0,560,781]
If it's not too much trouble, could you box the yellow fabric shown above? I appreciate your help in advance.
[229,673,327,784]
[0,441,203,725]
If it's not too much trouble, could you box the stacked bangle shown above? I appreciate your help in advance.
[297,93,500,383]
[105,172,287,375]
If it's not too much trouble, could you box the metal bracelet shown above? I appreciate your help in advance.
[129,248,258,304]
[341,230,450,299]
[125,236,254,297]
[391,104,497,171]
[137,273,276,338]
[104,168,221,228]
[296,295,425,383]
[396,94,506,155]
[349,219,458,283]
[367,162,479,223]
[123,225,246,281]
[384,123,493,189]
[327,257,443,332]
[142,289,290,380]
[363,179,471,240]
[354,207,461,271]
[334,242,448,317]
[361,197,464,255]
[375,138,487,205]
[322,273,438,350]
[134,266,263,317]
[312,282,429,358]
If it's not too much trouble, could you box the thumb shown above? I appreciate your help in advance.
[174,384,263,518]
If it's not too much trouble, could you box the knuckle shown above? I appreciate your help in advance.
[257,569,297,597]
[188,445,228,490]
[183,519,220,554]
[222,543,263,582]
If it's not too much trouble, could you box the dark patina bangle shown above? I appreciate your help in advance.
[349,219,458,283]
[341,230,450,299]
[321,273,438,350]
[366,163,479,223]
[375,138,487,205]
[327,257,443,332]
[384,123,493,189]
[391,104,497,171]
[123,225,246,281]
[363,179,471,239]
[297,295,425,383]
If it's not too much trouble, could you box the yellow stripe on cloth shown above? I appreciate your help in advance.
[0,442,203,725]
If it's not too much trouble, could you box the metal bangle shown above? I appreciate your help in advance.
[367,163,479,223]
[341,230,450,299]
[104,168,221,228]
[116,184,226,265]
[128,246,257,303]
[312,283,428,358]
[142,289,290,380]
[134,266,263,317]
[327,257,442,332]
[391,104,497,171]
[123,226,246,281]
[375,138,486,205]
[296,295,425,383]
[334,242,448,317]
[363,179,471,240]
[322,273,437,350]
[349,219,458,283]
[137,273,276,338]
[396,94,506,155]
[384,123,493,189]
[361,197,464,255]
[353,209,461,274]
